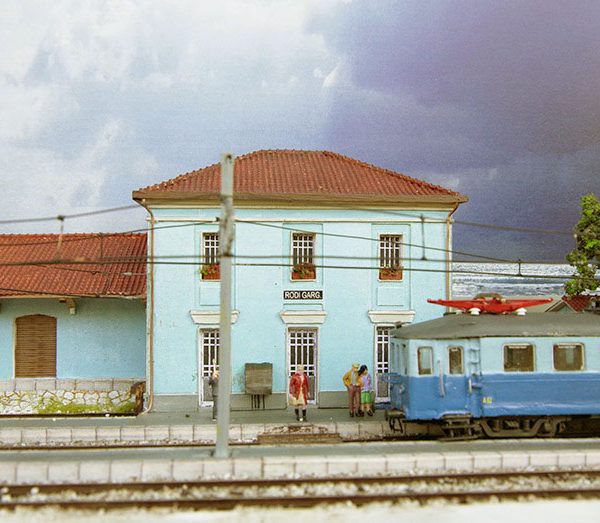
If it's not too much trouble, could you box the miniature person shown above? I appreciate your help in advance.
[289,364,310,422]
[208,369,220,421]
[358,364,374,416]
[342,363,361,417]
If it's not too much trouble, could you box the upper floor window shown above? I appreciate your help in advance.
[417,346,433,375]
[201,232,220,280]
[448,346,464,374]
[379,234,402,280]
[504,344,534,372]
[291,232,316,280]
[553,343,584,371]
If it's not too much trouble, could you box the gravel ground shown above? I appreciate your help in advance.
[2,500,600,522]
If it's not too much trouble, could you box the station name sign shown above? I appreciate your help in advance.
[283,290,323,300]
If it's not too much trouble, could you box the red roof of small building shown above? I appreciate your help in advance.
[561,294,593,312]
[133,150,467,204]
[0,233,146,298]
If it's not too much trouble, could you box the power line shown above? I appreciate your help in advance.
[0,207,574,265]
[0,255,575,281]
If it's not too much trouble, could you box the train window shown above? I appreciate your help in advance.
[553,344,584,371]
[503,344,534,372]
[448,346,463,374]
[417,347,433,375]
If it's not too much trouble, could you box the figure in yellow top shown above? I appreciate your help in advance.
[342,363,361,417]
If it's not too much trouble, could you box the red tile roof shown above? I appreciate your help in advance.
[561,294,594,312]
[0,233,146,298]
[133,150,468,204]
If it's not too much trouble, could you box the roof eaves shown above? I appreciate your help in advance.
[133,191,468,205]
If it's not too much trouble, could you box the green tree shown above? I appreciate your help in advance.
[565,194,600,296]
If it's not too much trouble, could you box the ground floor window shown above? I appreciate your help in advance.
[15,315,57,378]
[375,326,391,400]
[287,328,317,403]
[199,329,219,403]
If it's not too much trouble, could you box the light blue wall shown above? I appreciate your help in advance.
[150,207,452,396]
[0,298,145,379]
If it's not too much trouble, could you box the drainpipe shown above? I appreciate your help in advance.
[445,204,459,301]
[139,199,155,414]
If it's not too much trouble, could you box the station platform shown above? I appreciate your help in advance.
[0,407,390,448]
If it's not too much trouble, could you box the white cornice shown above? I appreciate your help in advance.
[279,310,327,325]
[368,310,415,325]
[190,310,240,326]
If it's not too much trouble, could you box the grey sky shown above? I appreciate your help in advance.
[1,0,598,261]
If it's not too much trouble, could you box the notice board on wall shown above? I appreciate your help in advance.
[245,363,273,395]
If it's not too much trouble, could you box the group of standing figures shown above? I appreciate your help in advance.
[288,362,375,422]
[342,363,374,417]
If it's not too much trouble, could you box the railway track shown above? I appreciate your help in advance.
[2,470,600,510]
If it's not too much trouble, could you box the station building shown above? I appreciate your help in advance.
[133,150,468,411]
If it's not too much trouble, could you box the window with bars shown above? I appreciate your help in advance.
[379,234,402,280]
[200,329,219,401]
[201,232,220,280]
[375,326,391,400]
[288,328,317,402]
[291,232,316,280]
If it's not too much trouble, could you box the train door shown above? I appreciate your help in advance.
[466,344,483,417]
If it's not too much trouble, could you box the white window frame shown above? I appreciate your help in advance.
[448,346,464,375]
[291,232,316,280]
[374,325,392,401]
[503,343,535,373]
[286,327,318,405]
[553,343,585,372]
[201,232,220,279]
[378,234,403,279]
[417,346,433,375]
[198,328,220,405]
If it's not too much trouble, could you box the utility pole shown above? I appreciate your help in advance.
[215,153,234,458]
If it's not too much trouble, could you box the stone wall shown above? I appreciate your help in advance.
[0,378,145,415]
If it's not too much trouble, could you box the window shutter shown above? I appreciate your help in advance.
[15,315,57,378]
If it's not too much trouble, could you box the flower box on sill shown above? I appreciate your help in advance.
[379,267,402,280]
[292,263,316,280]
[201,263,220,280]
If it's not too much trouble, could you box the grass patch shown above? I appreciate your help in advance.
[36,398,136,415]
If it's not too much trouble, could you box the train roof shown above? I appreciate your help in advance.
[393,312,600,340]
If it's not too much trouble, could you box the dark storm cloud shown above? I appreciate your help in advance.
[313,1,600,166]
[310,1,600,260]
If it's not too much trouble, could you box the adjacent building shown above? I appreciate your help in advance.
[0,233,146,414]
[133,150,468,411]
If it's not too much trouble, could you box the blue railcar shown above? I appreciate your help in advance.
[385,311,600,439]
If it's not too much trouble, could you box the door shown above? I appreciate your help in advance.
[287,328,318,404]
[15,315,57,377]
[198,329,219,406]
[374,326,391,401]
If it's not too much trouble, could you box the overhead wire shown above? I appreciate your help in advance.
[0,254,574,281]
